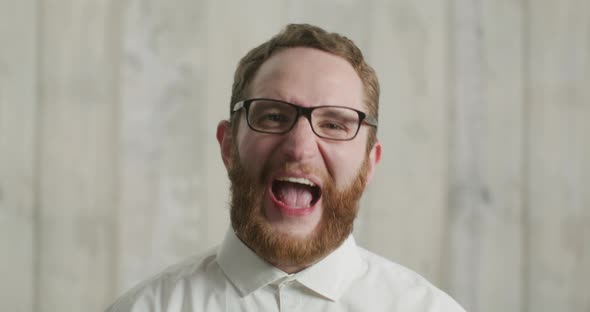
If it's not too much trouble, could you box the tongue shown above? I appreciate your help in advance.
[275,182,313,208]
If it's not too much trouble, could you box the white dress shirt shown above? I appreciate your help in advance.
[106,229,466,311]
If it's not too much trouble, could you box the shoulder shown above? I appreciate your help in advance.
[356,246,426,285]
[352,247,467,312]
[105,247,221,312]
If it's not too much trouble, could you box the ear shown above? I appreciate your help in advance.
[217,120,233,169]
[364,140,382,185]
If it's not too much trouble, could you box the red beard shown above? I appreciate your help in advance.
[228,145,369,269]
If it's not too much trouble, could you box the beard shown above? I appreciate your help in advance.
[227,144,369,269]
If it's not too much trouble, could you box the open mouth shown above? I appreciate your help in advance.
[271,177,322,209]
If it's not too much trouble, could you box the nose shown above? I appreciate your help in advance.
[281,114,318,161]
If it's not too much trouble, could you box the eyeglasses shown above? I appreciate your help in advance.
[231,98,378,141]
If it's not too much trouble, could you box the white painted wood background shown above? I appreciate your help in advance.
[1,1,588,311]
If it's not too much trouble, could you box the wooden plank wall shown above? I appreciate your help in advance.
[448,0,525,311]
[0,1,37,311]
[35,1,121,310]
[0,1,588,311]
[117,0,211,292]
[527,0,590,311]
[362,0,450,289]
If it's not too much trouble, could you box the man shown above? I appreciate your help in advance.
[107,24,466,311]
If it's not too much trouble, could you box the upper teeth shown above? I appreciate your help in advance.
[277,177,316,187]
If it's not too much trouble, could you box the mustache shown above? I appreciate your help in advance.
[233,148,330,187]
[265,163,327,183]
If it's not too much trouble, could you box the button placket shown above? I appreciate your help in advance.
[277,278,299,311]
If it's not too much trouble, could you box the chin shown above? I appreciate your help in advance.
[269,221,320,240]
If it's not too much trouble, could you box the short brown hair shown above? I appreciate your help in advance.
[230,23,380,149]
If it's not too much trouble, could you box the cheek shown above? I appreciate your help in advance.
[235,126,258,174]
[325,144,367,189]
[236,134,277,175]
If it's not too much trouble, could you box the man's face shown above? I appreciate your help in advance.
[218,47,381,269]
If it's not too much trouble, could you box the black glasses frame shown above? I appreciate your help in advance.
[231,98,378,141]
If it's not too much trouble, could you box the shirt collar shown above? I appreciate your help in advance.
[217,229,288,297]
[296,234,365,301]
[217,228,366,301]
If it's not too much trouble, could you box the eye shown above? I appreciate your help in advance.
[312,107,361,139]
[319,121,346,131]
[251,110,293,130]
[263,113,289,122]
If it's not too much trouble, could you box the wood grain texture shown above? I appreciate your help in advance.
[448,0,526,311]
[36,1,120,311]
[0,1,37,311]
[117,0,210,294]
[526,0,590,311]
[285,0,372,46]
[361,0,450,287]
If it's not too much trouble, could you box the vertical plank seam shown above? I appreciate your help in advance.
[448,0,485,308]
[445,0,460,298]
[32,0,42,310]
[201,0,211,259]
[443,0,455,293]
[107,0,126,302]
[520,0,531,311]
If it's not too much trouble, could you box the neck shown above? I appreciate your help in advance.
[272,261,311,274]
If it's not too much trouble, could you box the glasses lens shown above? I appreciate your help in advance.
[248,100,296,133]
[312,107,360,140]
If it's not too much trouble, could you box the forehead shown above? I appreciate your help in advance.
[249,47,364,110]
